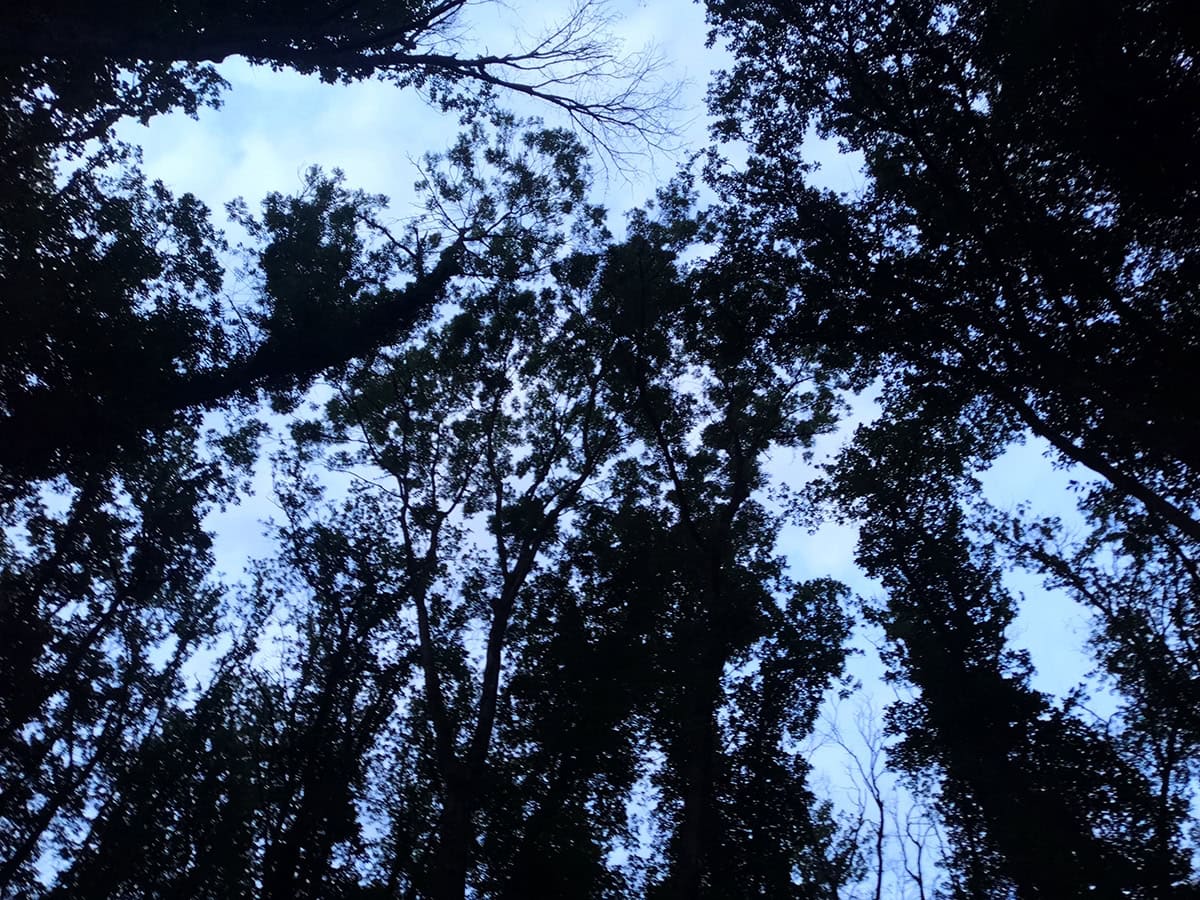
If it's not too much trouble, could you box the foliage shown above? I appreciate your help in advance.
[826,399,1190,897]
[2,1,1199,897]
[707,0,1200,893]
[707,0,1200,539]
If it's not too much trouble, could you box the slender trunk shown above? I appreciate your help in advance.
[0,678,134,893]
[429,780,473,900]
[1153,725,1180,897]
[988,376,1200,545]
[671,664,722,900]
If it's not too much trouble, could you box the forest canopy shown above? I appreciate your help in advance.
[1,1,1197,898]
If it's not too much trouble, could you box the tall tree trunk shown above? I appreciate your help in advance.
[670,652,724,900]
[429,778,474,900]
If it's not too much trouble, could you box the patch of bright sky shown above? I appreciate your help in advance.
[976,438,1097,697]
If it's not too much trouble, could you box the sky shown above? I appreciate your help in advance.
[110,0,1106,870]
[114,0,869,576]
[110,0,726,583]
[116,1,709,214]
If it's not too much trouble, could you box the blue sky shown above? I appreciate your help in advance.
[111,3,1106,880]
[116,0,1104,721]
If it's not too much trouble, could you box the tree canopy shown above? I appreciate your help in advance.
[1,1,1198,897]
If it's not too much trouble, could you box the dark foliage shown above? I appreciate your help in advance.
[2,1,1198,897]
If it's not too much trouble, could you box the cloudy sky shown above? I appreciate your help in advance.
[116,0,1099,755]
[116,1,718,214]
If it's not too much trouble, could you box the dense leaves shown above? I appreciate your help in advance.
[708,0,1200,539]
[827,399,1190,898]
[2,1,1198,898]
[705,0,1200,894]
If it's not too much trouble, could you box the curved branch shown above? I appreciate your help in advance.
[0,241,463,483]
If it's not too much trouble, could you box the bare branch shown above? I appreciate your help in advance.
[2,0,682,167]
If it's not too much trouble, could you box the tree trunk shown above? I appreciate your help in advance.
[670,658,723,900]
[429,784,474,900]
